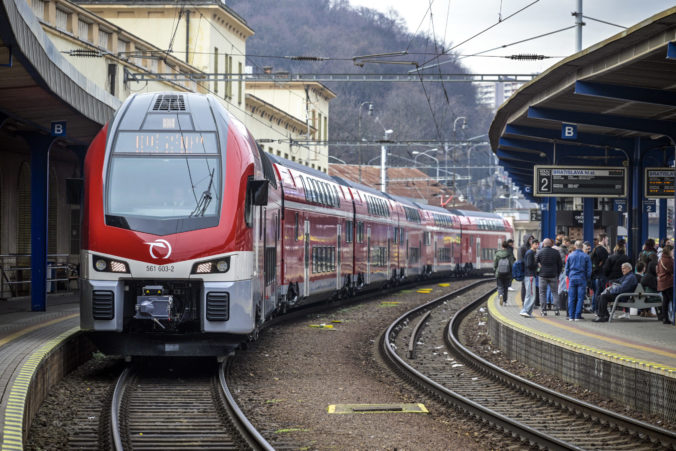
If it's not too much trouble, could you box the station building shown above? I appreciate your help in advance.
[0,0,334,304]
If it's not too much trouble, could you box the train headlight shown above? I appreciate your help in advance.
[95,259,108,271]
[93,255,130,273]
[191,256,230,274]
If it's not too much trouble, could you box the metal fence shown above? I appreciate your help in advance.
[0,254,78,300]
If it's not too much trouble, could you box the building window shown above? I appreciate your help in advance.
[31,0,44,20]
[117,39,128,57]
[55,8,69,31]
[78,19,91,43]
[238,62,243,105]
[213,47,219,94]
[98,30,111,50]
[324,116,328,141]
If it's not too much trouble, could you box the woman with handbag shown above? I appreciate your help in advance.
[657,245,674,325]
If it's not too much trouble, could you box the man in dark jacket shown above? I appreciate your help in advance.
[494,241,516,305]
[519,239,540,317]
[590,234,609,314]
[603,245,631,281]
[593,262,638,322]
[536,238,563,316]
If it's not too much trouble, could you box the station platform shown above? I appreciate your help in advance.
[487,282,676,421]
[0,293,83,450]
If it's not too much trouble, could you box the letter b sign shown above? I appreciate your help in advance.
[561,123,577,140]
[51,121,67,137]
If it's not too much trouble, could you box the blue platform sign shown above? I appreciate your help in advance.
[51,121,67,137]
[561,123,577,140]
[613,199,627,212]
[644,199,656,213]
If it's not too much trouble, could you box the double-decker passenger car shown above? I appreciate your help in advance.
[81,92,512,357]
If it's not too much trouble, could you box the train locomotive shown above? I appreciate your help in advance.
[80,92,512,357]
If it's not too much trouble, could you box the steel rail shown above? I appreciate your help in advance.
[447,294,676,449]
[110,366,130,451]
[218,359,275,451]
[381,284,580,450]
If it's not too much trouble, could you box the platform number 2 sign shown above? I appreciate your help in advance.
[538,169,552,194]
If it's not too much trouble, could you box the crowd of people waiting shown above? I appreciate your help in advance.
[493,233,674,324]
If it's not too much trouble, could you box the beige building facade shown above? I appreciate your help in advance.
[246,81,335,173]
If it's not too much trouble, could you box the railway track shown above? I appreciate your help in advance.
[110,358,273,450]
[382,281,676,450]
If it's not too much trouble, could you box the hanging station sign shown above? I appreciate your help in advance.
[533,165,627,198]
[644,167,675,199]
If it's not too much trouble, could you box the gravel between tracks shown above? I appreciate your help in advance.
[26,353,125,450]
[229,280,489,450]
[461,303,676,432]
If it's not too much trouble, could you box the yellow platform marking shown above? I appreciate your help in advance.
[488,293,676,375]
[1,326,80,450]
[309,324,334,329]
[0,314,78,349]
[380,301,401,307]
[438,283,450,287]
[327,403,428,414]
[417,289,433,294]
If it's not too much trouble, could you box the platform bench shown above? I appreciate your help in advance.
[609,283,662,322]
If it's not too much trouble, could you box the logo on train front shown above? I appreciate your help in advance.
[146,239,172,259]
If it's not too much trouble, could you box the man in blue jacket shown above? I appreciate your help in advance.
[565,240,592,321]
[593,262,638,323]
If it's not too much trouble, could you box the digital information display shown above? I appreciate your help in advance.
[644,167,675,199]
[534,166,626,198]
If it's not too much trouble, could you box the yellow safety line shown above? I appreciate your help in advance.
[489,293,676,375]
[0,314,78,348]
[1,326,80,450]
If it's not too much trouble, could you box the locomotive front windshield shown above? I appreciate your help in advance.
[105,131,222,234]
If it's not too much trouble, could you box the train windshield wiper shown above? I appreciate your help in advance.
[190,168,215,217]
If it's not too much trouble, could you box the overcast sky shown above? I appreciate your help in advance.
[348,0,676,75]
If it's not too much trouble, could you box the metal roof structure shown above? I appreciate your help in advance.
[489,7,676,197]
[0,0,120,144]
[489,7,676,258]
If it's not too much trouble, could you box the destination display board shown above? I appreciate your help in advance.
[644,167,675,199]
[533,166,626,198]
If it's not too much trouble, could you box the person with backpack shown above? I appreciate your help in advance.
[494,240,516,305]
[518,235,535,305]
[537,238,563,316]
[638,239,658,268]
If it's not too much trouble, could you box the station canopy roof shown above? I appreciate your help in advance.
[0,0,119,146]
[489,7,676,201]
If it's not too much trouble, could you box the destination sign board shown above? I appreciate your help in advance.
[644,167,675,199]
[533,166,626,198]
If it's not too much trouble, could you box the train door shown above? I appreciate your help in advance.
[434,239,438,273]
[304,219,310,297]
[387,228,391,280]
[336,224,342,290]
[475,237,481,269]
[262,210,278,318]
[366,227,371,284]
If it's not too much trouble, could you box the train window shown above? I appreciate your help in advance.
[299,176,308,201]
[423,232,431,246]
[244,176,253,228]
[332,186,340,207]
[345,221,353,243]
[309,179,319,204]
[393,227,398,244]
[295,213,299,241]
[357,222,364,243]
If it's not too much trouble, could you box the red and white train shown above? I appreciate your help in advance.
[80,92,512,357]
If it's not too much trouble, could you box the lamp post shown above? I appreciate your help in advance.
[451,117,467,205]
[381,129,393,193]
[412,149,440,181]
[358,101,374,183]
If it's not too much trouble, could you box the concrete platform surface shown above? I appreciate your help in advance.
[491,282,676,376]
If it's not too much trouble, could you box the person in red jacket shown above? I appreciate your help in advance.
[657,244,674,325]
